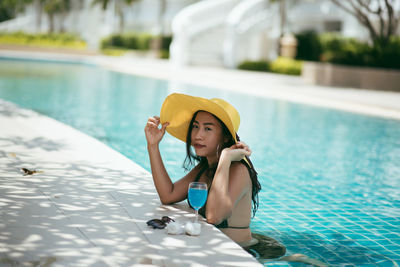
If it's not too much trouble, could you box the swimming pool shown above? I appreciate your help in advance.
[0,58,399,266]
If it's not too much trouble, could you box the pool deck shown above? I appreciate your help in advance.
[1,48,400,266]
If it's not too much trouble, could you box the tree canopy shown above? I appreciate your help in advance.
[330,0,399,46]
[0,0,33,22]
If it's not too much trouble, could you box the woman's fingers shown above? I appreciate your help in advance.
[238,148,251,154]
[148,116,160,125]
[153,116,161,124]
[232,142,249,150]
[146,121,158,128]
[229,142,252,158]
[238,142,251,152]
[146,120,169,134]
[236,141,247,147]
[161,122,169,132]
[147,116,169,130]
[145,116,168,146]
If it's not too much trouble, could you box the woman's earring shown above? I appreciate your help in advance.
[216,144,220,158]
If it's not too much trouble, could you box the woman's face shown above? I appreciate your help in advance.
[191,111,225,163]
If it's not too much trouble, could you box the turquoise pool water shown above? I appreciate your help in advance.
[1,59,399,266]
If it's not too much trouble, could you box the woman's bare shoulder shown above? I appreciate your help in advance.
[230,161,249,172]
[228,161,252,197]
[229,161,251,180]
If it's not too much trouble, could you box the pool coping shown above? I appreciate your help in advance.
[1,48,400,121]
[0,99,262,266]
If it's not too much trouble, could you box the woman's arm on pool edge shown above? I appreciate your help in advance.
[145,116,200,204]
[147,144,202,204]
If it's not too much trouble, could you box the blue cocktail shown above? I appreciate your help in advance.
[188,182,208,223]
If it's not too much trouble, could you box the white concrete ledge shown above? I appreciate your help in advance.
[0,99,261,266]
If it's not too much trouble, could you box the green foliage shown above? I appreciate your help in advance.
[318,33,370,66]
[319,33,400,69]
[42,0,70,16]
[101,33,147,50]
[160,36,172,50]
[123,34,137,49]
[0,0,33,22]
[101,33,172,51]
[0,31,86,49]
[238,57,302,75]
[370,36,400,69]
[295,31,400,70]
[159,49,169,59]
[91,0,109,10]
[270,57,302,75]
[105,35,124,47]
[91,0,140,10]
[295,31,321,61]
[135,33,152,50]
[237,61,270,72]
[100,33,173,58]
[101,47,129,56]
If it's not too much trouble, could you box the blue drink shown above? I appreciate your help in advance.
[188,182,208,223]
[188,188,207,210]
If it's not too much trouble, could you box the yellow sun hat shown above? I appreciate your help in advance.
[160,93,240,143]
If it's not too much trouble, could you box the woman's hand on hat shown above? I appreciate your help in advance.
[221,141,252,162]
[145,116,169,146]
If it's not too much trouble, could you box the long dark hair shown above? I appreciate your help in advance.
[183,110,261,217]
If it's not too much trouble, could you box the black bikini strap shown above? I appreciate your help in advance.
[194,165,207,182]
[227,226,250,229]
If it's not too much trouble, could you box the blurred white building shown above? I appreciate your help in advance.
[0,0,391,68]
[0,0,198,50]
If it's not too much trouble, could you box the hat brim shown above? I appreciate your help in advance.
[160,93,237,143]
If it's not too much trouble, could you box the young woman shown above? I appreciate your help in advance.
[144,93,261,247]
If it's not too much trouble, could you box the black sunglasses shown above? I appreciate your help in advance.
[146,216,175,229]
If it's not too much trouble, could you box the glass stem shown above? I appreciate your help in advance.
[195,209,198,223]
